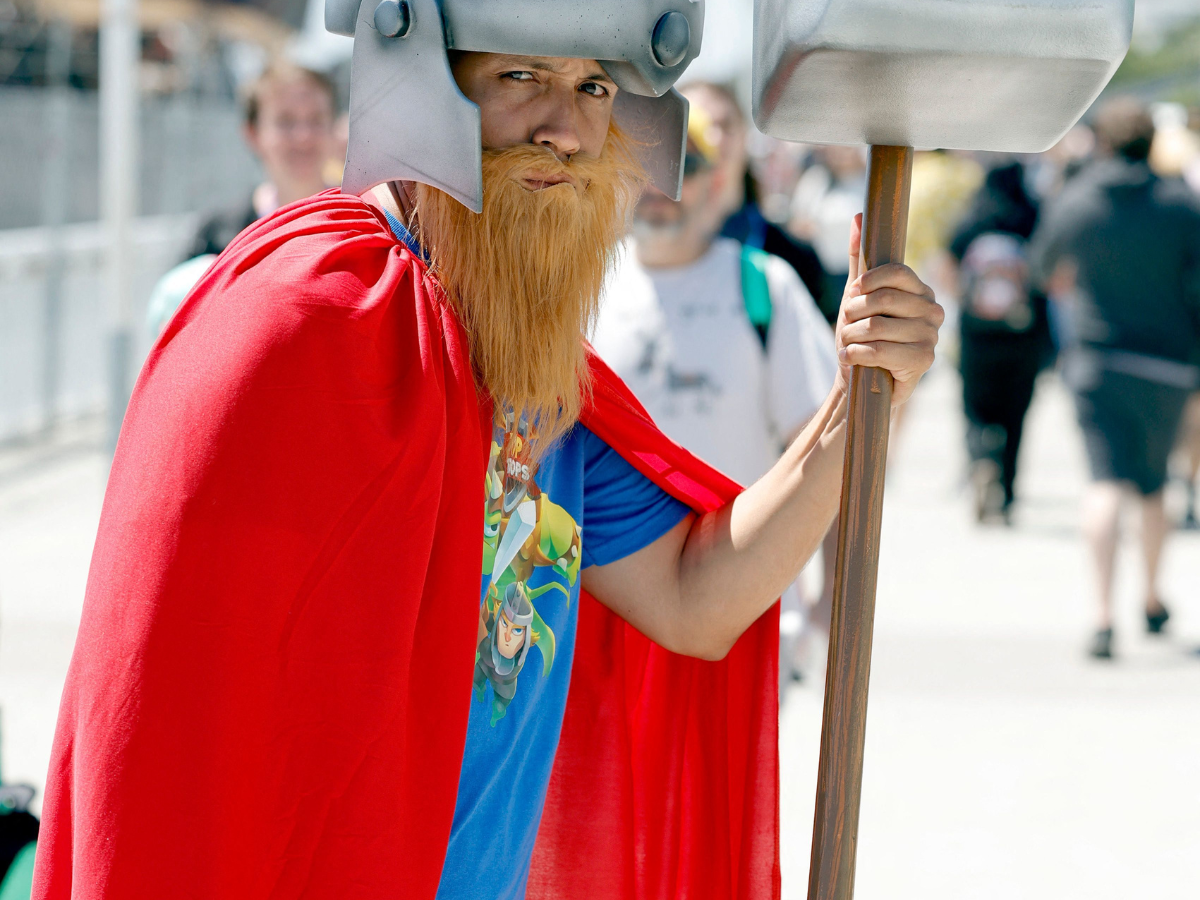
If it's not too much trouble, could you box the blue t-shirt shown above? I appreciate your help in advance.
[381,211,690,898]
[435,409,690,900]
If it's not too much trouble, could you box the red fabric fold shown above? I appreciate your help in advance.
[33,193,780,900]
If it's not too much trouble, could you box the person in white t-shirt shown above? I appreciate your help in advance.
[592,97,839,681]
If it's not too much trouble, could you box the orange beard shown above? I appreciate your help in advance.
[413,125,644,452]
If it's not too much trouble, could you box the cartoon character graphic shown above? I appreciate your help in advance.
[475,408,582,724]
[484,410,583,588]
[473,581,564,725]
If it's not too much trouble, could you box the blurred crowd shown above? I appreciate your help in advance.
[1,44,1198,900]
[589,84,1200,670]
[2,3,1198,894]
[143,63,1200,671]
[641,86,1200,668]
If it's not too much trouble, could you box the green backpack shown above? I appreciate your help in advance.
[739,245,773,350]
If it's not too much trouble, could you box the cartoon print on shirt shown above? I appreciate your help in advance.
[477,408,582,724]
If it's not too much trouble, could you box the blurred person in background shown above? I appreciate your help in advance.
[147,61,340,336]
[1029,124,1096,203]
[1150,105,1200,531]
[906,150,984,298]
[789,144,867,324]
[592,100,839,682]
[185,60,338,259]
[950,159,1054,523]
[890,149,983,461]
[678,81,827,310]
[1032,97,1200,660]
[747,136,810,224]
[1028,124,1096,355]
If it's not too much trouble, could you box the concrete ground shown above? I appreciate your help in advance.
[782,367,1200,899]
[0,418,103,799]
[1,367,1197,897]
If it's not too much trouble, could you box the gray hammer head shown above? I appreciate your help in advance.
[753,0,1134,152]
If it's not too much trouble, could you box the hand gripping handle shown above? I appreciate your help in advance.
[807,145,913,900]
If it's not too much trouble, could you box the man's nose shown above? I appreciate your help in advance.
[529,89,582,162]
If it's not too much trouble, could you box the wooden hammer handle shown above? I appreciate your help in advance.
[807,145,913,900]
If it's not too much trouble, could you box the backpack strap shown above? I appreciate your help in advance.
[740,244,773,351]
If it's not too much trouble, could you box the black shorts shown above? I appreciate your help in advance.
[1074,370,1190,495]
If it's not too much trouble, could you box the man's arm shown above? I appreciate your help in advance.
[582,216,943,659]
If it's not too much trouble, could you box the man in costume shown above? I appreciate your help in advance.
[33,2,943,898]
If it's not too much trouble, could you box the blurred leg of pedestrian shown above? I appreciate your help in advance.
[1139,490,1170,627]
[1177,392,1200,529]
[960,330,1040,523]
[1082,481,1122,656]
[1076,370,1190,658]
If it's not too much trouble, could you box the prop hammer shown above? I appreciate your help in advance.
[751,1,1134,897]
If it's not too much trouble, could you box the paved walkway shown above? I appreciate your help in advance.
[781,367,1200,899]
[0,419,103,796]
[1,368,1197,897]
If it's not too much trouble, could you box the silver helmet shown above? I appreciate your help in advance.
[326,0,704,211]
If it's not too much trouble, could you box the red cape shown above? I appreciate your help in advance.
[34,193,780,899]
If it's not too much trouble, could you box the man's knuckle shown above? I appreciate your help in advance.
[864,290,890,315]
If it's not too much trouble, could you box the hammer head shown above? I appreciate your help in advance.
[753,0,1134,152]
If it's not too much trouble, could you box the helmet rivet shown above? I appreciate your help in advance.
[651,11,690,68]
[374,0,412,38]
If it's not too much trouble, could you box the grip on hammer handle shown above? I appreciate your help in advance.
[807,145,913,900]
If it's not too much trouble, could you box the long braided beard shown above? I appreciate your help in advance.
[413,125,644,453]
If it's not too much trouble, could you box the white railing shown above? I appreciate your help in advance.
[0,215,196,442]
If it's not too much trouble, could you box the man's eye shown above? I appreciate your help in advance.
[580,82,609,98]
[503,71,536,82]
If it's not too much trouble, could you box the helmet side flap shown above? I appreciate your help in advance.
[613,89,688,201]
[341,0,484,209]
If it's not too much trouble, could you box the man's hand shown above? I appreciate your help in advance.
[834,213,943,407]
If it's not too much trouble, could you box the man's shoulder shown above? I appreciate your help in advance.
[165,191,442,354]
[1152,176,1200,217]
[214,192,423,298]
[709,236,744,263]
[756,245,816,306]
[150,192,469,428]
[231,191,395,255]
[719,239,801,286]
[702,238,751,286]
